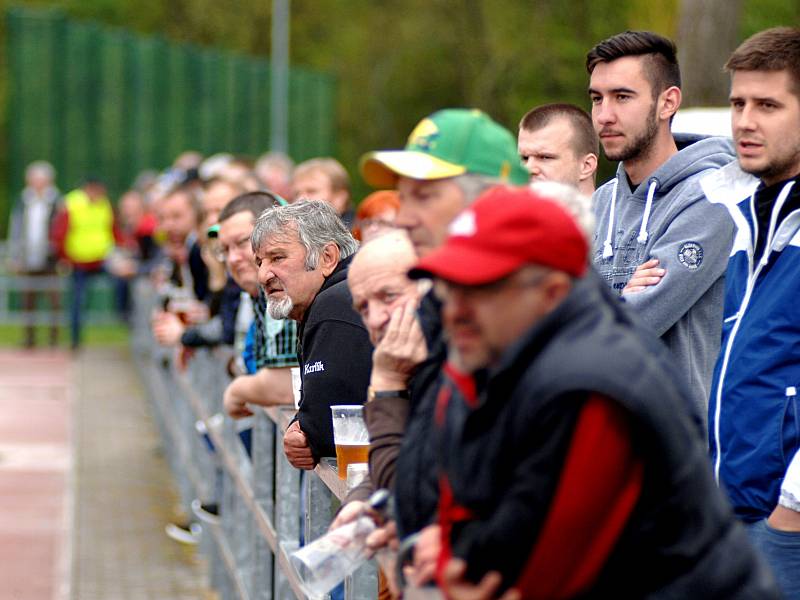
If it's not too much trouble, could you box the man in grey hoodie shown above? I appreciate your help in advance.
[586,31,735,418]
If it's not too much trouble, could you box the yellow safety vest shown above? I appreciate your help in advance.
[63,189,114,263]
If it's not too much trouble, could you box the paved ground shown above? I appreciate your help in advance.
[0,346,208,600]
[70,346,208,600]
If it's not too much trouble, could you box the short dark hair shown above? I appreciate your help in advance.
[586,30,681,97]
[519,103,599,157]
[725,27,800,99]
[218,191,283,224]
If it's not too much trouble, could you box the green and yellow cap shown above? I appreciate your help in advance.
[360,108,528,188]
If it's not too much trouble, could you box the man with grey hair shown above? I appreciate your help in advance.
[530,180,595,240]
[251,200,372,468]
[9,161,61,347]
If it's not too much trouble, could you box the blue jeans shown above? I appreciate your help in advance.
[70,268,102,348]
[113,275,131,323]
[746,518,800,600]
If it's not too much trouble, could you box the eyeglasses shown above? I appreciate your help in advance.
[213,235,252,263]
[432,271,550,303]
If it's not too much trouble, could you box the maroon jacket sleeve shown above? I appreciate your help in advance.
[363,393,411,491]
[50,207,69,260]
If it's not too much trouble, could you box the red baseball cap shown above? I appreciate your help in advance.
[408,185,588,284]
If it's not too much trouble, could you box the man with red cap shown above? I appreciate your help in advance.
[409,185,778,599]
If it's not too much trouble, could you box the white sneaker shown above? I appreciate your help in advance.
[165,521,202,545]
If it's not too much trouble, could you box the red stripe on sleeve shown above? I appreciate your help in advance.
[443,362,478,407]
[513,394,643,599]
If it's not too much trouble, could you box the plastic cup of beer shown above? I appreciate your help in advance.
[168,288,194,324]
[346,463,369,491]
[330,405,369,480]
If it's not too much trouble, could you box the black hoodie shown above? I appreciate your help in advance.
[296,255,373,460]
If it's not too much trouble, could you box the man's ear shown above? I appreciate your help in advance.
[579,153,598,183]
[318,242,341,277]
[659,86,682,123]
[541,271,573,313]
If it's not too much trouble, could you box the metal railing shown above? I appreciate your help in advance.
[0,273,121,325]
[0,241,119,326]
[130,279,377,600]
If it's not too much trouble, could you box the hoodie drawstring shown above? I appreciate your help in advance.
[637,180,658,245]
[602,178,619,259]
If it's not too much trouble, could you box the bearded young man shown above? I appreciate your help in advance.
[587,30,735,418]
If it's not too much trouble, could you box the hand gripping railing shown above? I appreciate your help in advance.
[130,281,378,600]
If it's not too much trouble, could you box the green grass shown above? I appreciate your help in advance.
[0,323,130,348]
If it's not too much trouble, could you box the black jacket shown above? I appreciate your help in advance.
[392,291,447,538]
[188,240,210,302]
[438,270,778,598]
[296,255,373,460]
[180,277,241,347]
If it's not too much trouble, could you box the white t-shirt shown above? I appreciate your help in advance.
[780,449,800,512]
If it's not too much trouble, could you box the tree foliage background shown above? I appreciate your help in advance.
[0,0,798,223]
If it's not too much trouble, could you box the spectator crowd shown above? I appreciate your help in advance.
[9,26,800,600]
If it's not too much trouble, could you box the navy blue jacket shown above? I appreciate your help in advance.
[706,168,800,522]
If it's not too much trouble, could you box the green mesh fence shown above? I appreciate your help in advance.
[5,7,336,202]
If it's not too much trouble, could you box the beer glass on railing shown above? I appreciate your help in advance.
[331,405,369,479]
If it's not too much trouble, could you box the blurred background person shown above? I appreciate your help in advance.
[220,156,256,189]
[351,190,400,242]
[255,151,294,199]
[172,150,204,173]
[150,184,209,358]
[51,177,117,350]
[8,160,62,348]
[152,179,244,352]
[107,189,159,323]
[200,178,245,297]
[157,184,207,302]
[290,157,354,226]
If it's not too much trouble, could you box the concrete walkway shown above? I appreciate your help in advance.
[70,346,208,599]
[0,346,207,600]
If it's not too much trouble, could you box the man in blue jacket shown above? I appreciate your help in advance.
[587,31,735,419]
[701,27,800,599]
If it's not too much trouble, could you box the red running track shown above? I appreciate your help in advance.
[0,349,71,600]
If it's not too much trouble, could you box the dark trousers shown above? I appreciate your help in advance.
[20,272,60,347]
[70,267,103,349]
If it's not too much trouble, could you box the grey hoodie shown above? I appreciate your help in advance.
[592,133,735,420]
